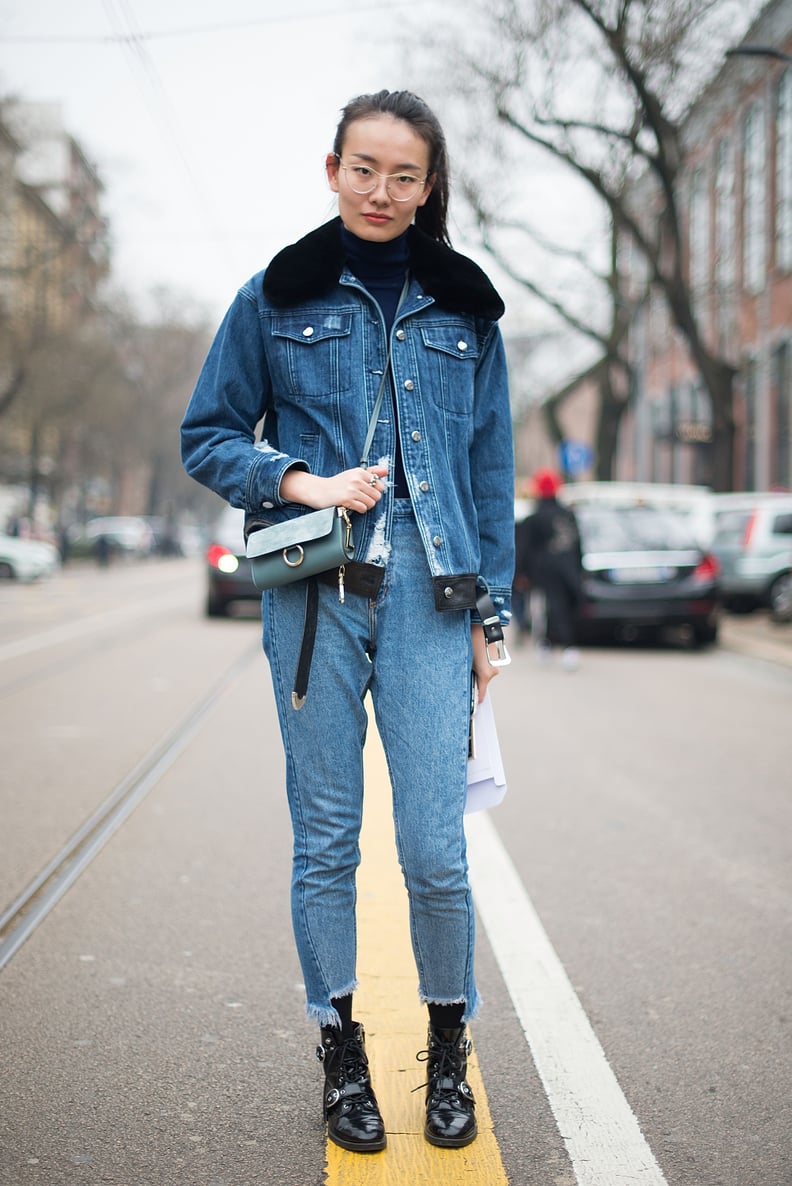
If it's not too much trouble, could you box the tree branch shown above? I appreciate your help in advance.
[533,112,657,168]
[496,103,662,280]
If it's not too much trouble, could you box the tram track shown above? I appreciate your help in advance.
[0,643,259,972]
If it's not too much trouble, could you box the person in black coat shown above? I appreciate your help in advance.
[515,469,583,669]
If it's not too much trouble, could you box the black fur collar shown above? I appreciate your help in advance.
[262,217,504,320]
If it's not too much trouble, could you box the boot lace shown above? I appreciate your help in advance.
[318,1033,380,1116]
[413,1036,472,1102]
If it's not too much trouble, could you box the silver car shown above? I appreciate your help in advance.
[710,494,792,619]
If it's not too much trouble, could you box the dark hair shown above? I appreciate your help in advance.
[332,89,451,246]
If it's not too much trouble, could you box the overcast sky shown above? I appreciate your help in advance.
[2,0,764,379]
[0,0,451,322]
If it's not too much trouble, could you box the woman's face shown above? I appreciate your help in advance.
[326,113,434,243]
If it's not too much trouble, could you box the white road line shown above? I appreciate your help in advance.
[0,589,195,663]
[466,810,668,1186]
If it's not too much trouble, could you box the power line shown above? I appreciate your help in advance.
[98,0,236,273]
[0,2,426,43]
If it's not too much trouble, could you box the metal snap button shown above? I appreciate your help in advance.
[433,536,443,547]
[302,326,314,338]
[419,481,429,492]
[396,329,406,341]
[457,340,468,351]
[411,430,421,442]
[404,379,415,391]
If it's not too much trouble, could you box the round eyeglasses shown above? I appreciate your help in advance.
[336,158,427,202]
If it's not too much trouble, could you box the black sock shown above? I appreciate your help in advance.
[427,1002,465,1031]
[330,994,354,1037]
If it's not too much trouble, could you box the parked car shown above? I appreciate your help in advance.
[562,481,714,546]
[67,516,154,560]
[205,505,260,617]
[142,516,184,556]
[0,533,60,581]
[575,503,721,646]
[709,494,792,619]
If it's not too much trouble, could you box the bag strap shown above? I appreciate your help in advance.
[476,590,511,667]
[359,275,411,468]
[293,275,411,711]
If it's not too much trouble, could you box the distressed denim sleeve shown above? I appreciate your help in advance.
[180,279,308,510]
[470,322,515,624]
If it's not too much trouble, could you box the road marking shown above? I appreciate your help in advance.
[0,588,194,662]
[322,725,509,1184]
[465,810,669,1186]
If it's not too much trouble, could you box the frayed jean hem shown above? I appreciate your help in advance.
[305,980,358,1029]
[419,990,481,1024]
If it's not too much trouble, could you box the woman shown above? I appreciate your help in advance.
[181,89,514,1153]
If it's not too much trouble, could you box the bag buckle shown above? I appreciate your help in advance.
[481,610,511,667]
[485,637,511,667]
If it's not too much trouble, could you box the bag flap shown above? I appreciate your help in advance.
[245,506,339,559]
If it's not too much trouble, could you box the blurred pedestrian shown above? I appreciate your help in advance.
[515,468,583,670]
[181,89,514,1152]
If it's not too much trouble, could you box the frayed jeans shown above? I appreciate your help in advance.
[262,501,479,1028]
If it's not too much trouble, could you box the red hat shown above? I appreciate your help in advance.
[533,468,562,498]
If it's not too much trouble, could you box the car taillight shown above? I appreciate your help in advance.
[206,544,239,573]
[694,553,720,583]
[743,511,758,548]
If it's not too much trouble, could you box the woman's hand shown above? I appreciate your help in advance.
[471,624,500,703]
[279,464,389,513]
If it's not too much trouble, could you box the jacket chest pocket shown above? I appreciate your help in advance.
[419,325,479,416]
[270,315,352,397]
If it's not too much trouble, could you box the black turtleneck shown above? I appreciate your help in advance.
[341,226,411,497]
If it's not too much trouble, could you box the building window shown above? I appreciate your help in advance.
[743,358,758,490]
[689,167,710,296]
[743,102,766,295]
[777,70,792,271]
[772,341,791,489]
[715,138,736,314]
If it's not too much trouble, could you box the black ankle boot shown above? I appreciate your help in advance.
[417,1024,477,1148]
[316,1022,386,1153]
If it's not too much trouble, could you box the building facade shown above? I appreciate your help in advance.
[0,101,109,346]
[618,0,792,491]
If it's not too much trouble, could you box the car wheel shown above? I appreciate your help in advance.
[769,572,792,622]
[0,561,14,579]
[205,592,228,618]
[692,621,719,647]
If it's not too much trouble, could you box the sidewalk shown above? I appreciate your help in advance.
[718,611,792,669]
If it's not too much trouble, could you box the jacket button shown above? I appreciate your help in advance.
[419,481,429,492]
[444,586,454,598]
[411,430,421,442]
[404,379,415,391]
[433,536,443,547]
[303,326,314,338]
[396,329,406,341]
[457,340,468,351]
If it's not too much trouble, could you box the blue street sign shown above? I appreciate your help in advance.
[558,440,594,475]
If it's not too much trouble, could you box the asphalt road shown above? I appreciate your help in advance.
[0,558,790,1186]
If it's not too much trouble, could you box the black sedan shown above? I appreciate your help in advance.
[575,503,721,646]
[205,505,260,618]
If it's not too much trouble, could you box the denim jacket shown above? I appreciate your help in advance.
[181,218,514,620]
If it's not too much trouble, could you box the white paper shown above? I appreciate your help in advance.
[465,690,507,814]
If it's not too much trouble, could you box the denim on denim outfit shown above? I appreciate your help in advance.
[263,502,477,1023]
[180,220,514,621]
[181,219,514,1026]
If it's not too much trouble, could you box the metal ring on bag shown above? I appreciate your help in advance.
[283,545,305,568]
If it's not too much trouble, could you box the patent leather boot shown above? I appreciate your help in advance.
[316,1022,386,1152]
[417,1024,477,1147]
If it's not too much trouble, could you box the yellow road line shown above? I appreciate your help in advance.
[323,719,510,1184]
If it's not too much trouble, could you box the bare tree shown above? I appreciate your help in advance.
[464,173,638,477]
[417,0,762,489]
